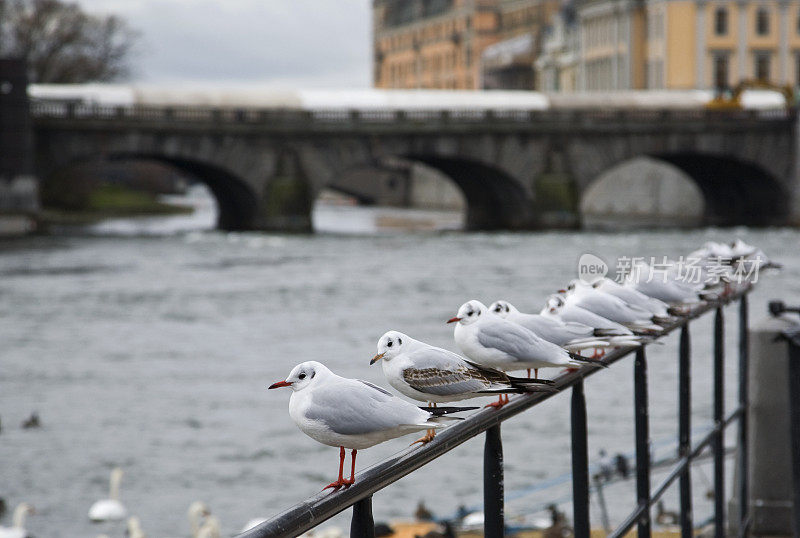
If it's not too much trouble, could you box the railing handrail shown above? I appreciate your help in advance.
[242,283,752,538]
[28,101,797,130]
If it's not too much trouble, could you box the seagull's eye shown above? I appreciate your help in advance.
[397,338,402,345]
[387,341,393,347]
[298,373,306,380]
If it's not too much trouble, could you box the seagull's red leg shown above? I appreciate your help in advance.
[411,402,438,444]
[485,395,505,409]
[527,368,531,378]
[343,449,357,487]
[534,368,539,379]
[323,446,347,490]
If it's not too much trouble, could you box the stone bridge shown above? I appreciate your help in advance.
[31,102,800,230]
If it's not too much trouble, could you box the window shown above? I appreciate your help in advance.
[755,51,771,81]
[713,54,729,89]
[756,7,770,36]
[796,53,800,86]
[715,7,728,35]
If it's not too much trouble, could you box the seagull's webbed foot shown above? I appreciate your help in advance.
[484,394,510,409]
[323,479,350,491]
[411,429,436,446]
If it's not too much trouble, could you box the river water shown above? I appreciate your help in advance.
[1,194,799,536]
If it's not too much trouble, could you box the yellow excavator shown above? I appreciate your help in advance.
[705,79,796,110]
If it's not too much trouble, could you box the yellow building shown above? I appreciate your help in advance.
[373,0,502,89]
[372,0,560,89]
[577,0,800,90]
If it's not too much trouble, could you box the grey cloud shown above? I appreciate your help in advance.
[77,0,371,86]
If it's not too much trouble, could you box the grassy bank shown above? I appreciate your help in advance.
[41,184,193,226]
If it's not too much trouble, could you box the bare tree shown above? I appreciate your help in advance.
[0,0,138,83]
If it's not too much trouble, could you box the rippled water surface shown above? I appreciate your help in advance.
[2,221,799,536]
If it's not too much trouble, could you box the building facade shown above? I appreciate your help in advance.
[372,0,559,89]
[535,3,580,90]
[373,0,500,89]
[576,0,800,91]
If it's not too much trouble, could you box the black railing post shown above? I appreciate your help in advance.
[351,496,374,538]
[738,296,750,537]
[679,324,693,538]
[634,347,652,537]
[571,380,590,537]
[484,424,504,538]
[787,332,800,538]
[714,307,725,538]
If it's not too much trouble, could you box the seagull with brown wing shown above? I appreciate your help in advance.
[371,330,555,424]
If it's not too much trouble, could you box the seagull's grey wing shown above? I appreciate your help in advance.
[307,380,424,435]
[401,348,494,396]
[477,320,539,360]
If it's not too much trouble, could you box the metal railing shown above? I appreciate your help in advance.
[773,301,800,538]
[241,284,753,538]
[29,100,795,131]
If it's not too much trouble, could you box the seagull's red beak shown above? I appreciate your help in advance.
[557,289,566,294]
[268,380,292,389]
[447,317,461,324]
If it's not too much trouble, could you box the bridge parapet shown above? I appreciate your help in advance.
[30,101,796,134]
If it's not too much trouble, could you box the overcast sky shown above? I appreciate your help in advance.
[74,0,372,87]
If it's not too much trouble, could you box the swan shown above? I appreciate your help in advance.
[127,516,146,538]
[88,467,127,522]
[197,515,221,538]
[0,503,35,538]
[187,501,211,538]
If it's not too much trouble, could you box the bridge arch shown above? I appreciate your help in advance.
[42,154,260,231]
[402,155,532,230]
[579,152,790,228]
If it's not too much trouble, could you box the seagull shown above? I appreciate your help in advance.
[623,261,703,304]
[449,300,606,384]
[88,467,127,522]
[488,300,641,351]
[371,331,555,417]
[559,281,664,335]
[269,361,474,489]
[541,295,634,336]
[0,503,34,538]
[589,278,674,320]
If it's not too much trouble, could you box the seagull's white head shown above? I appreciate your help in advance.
[448,300,486,326]
[489,300,518,319]
[269,361,328,392]
[544,294,565,314]
[371,330,410,364]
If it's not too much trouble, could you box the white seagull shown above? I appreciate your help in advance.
[559,281,664,334]
[488,300,641,352]
[589,278,674,320]
[88,467,127,522]
[371,330,555,417]
[449,300,605,382]
[541,295,634,336]
[269,361,473,489]
[0,503,34,538]
[623,261,703,304]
